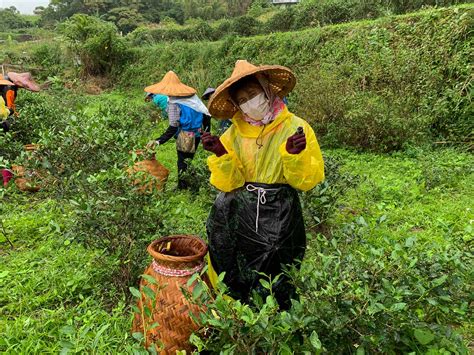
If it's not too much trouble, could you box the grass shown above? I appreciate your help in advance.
[329,148,473,247]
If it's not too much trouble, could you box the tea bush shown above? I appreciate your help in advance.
[2,92,158,284]
[190,222,472,353]
[15,93,149,184]
[66,168,164,287]
[301,155,360,234]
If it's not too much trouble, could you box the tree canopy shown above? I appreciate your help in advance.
[37,0,254,32]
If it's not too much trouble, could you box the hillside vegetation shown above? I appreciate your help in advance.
[3,5,472,151]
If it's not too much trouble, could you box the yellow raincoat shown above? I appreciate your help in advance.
[0,97,10,119]
[207,106,324,192]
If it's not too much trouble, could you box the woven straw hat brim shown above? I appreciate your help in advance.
[7,72,41,92]
[144,71,196,97]
[0,78,14,86]
[208,65,296,119]
[144,83,196,97]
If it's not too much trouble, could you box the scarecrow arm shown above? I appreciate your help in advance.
[279,122,325,191]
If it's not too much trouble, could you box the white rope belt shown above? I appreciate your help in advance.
[246,184,279,233]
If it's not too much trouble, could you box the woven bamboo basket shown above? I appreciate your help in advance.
[132,235,209,354]
[128,150,169,192]
[11,164,41,192]
[10,144,43,192]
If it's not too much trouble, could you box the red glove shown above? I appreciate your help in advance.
[286,132,306,154]
[202,132,227,157]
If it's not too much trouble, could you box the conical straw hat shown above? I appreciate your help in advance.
[208,60,296,119]
[144,71,196,97]
[7,72,41,92]
[0,76,14,86]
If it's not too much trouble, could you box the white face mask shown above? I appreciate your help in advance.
[239,92,270,121]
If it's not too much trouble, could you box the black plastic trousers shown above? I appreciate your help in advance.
[207,183,306,308]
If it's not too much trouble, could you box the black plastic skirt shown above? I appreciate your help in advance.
[207,182,306,305]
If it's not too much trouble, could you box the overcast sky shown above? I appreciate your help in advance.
[1,0,50,14]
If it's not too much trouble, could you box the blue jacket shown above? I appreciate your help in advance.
[177,104,203,137]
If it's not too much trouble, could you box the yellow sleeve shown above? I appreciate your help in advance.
[0,97,9,119]
[207,128,245,192]
[278,121,324,191]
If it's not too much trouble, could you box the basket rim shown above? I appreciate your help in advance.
[147,235,208,264]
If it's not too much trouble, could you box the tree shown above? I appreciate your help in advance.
[34,6,46,16]
[226,0,253,17]
[0,7,30,31]
[106,7,147,33]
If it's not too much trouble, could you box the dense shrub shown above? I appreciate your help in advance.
[296,0,360,28]
[230,15,262,37]
[31,42,64,79]
[67,168,163,287]
[8,92,168,288]
[59,14,129,76]
[22,96,148,189]
[0,92,66,165]
[125,0,473,43]
[105,7,147,34]
[213,18,233,36]
[301,155,361,233]
[127,14,264,43]
[263,6,299,33]
[125,26,156,46]
[277,0,473,31]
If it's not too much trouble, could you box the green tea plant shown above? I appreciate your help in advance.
[179,152,213,194]
[301,155,360,233]
[129,275,166,353]
[290,229,472,354]
[189,226,472,353]
[64,167,166,289]
[188,271,322,354]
